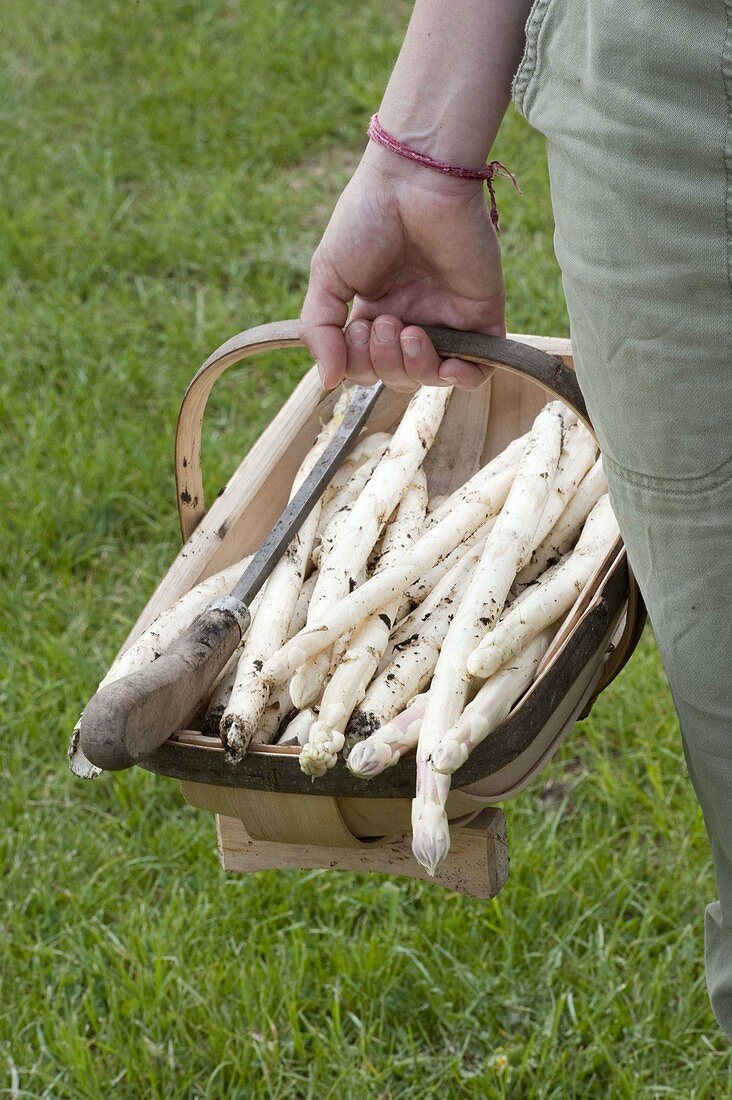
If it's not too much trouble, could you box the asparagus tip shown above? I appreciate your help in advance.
[299,723,346,777]
[346,739,394,780]
[466,645,495,678]
[431,740,468,776]
[411,798,451,876]
[299,742,335,777]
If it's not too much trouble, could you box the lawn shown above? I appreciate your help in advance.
[1,1,729,1096]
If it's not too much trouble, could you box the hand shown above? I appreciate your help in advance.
[300,143,506,392]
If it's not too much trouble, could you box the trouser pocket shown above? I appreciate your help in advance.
[605,467,732,729]
[512,0,559,120]
[512,0,732,483]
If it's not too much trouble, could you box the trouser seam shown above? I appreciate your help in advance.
[512,0,552,115]
[604,451,732,495]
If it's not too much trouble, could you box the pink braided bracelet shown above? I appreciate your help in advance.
[367,113,518,231]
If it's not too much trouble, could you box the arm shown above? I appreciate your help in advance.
[301,0,532,392]
[378,0,530,169]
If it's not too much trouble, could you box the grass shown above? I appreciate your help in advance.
[0,1,729,1095]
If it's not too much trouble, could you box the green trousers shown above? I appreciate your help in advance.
[513,0,732,1035]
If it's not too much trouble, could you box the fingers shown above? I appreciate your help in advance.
[398,326,491,389]
[343,317,492,391]
[369,316,418,393]
[300,254,351,389]
[344,321,378,386]
[399,326,453,388]
[344,316,417,392]
[437,356,490,391]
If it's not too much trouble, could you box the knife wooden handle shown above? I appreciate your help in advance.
[78,607,245,771]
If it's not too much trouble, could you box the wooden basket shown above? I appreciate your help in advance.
[114,320,645,897]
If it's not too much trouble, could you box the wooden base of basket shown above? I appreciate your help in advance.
[215,807,508,899]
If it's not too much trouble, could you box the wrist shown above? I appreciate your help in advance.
[361,138,485,200]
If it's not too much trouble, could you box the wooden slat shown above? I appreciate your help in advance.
[215,806,508,900]
[180,779,484,838]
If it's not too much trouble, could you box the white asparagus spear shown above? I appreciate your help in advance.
[290,386,452,709]
[277,707,317,747]
[424,432,529,530]
[349,628,552,783]
[393,517,494,640]
[297,723,346,773]
[221,511,319,757]
[300,473,428,777]
[463,401,564,623]
[414,638,551,875]
[288,572,318,635]
[303,554,371,717]
[308,434,389,659]
[291,662,334,723]
[68,556,253,778]
[331,472,429,700]
[398,422,591,624]
[290,542,367,710]
[346,693,428,779]
[320,430,391,511]
[411,401,564,875]
[315,503,352,570]
[528,420,597,551]
[391,556,474,654]
[263,455,519,685]
[516,457,608,585]
[304,504,358,688]
[385,560,538,725]
[251,703,283,745]
[352,537,483,737]
[202,573,317,736]
[313,434,391,566]
[201,649,240,736]
[431,630,552,774]
[220,390,352,762]
[411,766,453,877]
[467,494,619,678]
[274,561,320,749]
[249,684,295,745]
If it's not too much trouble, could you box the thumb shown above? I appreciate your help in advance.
[300,254,352,388]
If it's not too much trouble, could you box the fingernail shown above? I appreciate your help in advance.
[441,375,459,385]
[347,322,370,346]
[316,362,325,386]
[374,320,396,344]
[400,335,421,358]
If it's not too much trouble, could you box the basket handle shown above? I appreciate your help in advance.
[175,319,589,541]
